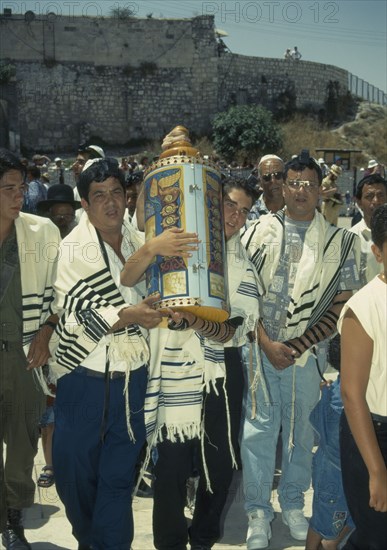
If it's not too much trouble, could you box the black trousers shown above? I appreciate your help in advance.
[153,347,244,550]
[340,413,387,550]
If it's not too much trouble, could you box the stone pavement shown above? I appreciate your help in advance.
[1,439,312,550]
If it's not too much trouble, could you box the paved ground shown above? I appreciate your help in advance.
[1,440,313,550]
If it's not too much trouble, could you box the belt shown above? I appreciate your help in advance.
[0,340,22,352]
[74,366,126,380]
[371,413,387,424]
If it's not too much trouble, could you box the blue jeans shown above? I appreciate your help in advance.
[241,346,324,518]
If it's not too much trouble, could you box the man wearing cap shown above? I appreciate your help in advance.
[71,144,105,186]
[37,184,81,238]
[248,155,285,222]
[317,157,329,178]
[320,164,343,225]
[364,158,384,178]
[350,174,387,286]
[240,151,360,549]
[72,145,105,222]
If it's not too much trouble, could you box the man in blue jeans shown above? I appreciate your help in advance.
[240,150,360,549]
[51,158,165,550]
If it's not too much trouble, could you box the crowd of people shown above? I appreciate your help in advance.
[0,139,386,550]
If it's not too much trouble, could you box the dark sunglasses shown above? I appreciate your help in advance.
[261,172,284,182]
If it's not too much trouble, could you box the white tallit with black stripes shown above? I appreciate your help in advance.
[242,209,360,338]
[145,232,260,444]
[15,213,60,346]
[52,214,149,371]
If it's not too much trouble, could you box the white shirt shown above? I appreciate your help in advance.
[350,218,382,285]
[338,276,387,416]
[82,229,146,373]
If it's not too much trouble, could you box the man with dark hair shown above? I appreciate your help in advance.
[0,148,60,550]
[51,157,175,550]
[240,150,360,549]
[22,165,47,214]
[350,174,387,285]
[125,171,143,224]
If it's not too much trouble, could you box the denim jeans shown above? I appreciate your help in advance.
[240,345,324,518]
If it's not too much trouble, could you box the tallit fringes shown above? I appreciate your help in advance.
[32,367,55,397]
[221,377,238,470]
[248,341,269,420]
[132,442,153,498]
[200,413,213,495]
[123,369,135,442]
[287,363,297,457]
[154,422,202,444]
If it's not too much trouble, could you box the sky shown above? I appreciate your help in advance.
[3,0,386,92]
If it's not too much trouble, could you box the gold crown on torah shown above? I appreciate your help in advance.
[160,125,199,159]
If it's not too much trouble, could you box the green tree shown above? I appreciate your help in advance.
[212,105,283,162]
[109,6,136,19]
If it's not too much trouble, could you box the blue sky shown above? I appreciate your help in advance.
[5,0,386,92]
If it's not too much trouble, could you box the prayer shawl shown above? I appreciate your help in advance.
[145,233,260,446]
[241,210,360,447]
[52,214,149,372]
[15,213,60,346]
[242,210,360,341]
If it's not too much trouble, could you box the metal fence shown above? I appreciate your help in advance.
[348,74,387,106]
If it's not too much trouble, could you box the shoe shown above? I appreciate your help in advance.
[37,465,55,488]
[2,509,31,550]
[246,509,271,550]
[282,509,309,540]
[191,546,211,550]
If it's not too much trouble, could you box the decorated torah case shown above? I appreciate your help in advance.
[144,126,229,322]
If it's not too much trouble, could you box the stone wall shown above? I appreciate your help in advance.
[218,54,348,111]
[0,13,349,152]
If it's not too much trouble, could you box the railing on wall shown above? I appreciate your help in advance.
[348,73,387,106]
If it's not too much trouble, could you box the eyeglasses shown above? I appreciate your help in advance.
[286,180,319,191]
[224,200,250,218]
[261,172,284,182]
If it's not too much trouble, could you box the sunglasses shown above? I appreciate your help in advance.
[261,172,284,182]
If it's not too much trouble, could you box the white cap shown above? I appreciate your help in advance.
[258,154,283,167]
[367,159,378,169]
[54,157,62,162]
[86,145,105,158]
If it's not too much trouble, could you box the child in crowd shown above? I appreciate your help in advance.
[305,339,354,550]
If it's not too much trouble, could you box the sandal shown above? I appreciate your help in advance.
[37,466,55,488]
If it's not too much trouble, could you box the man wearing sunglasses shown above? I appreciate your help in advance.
[240,150,361,549]
[248,154,285,222]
